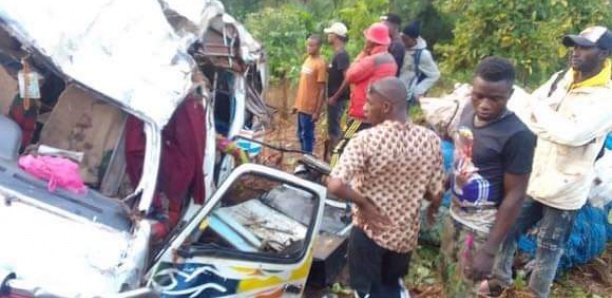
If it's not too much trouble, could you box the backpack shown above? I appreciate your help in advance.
[547,69,607,160]
[413,49,428,84]
[408,49,427,103]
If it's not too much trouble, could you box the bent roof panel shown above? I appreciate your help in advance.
[0,0,195,127]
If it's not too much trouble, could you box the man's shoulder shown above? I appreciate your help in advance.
[412,125,442,148]
[335,49,349,58]
[490,113,535,142]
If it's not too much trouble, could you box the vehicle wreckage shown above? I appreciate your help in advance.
[0,0,349,297]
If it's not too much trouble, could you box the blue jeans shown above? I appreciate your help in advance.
[493,197,577,298]
[297,112,315,153]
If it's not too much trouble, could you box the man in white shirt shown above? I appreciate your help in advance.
[487,26,612,298]
[398,21,440,103]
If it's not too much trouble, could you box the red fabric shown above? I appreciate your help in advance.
[160,94,206,204]
[125,116,146,186]
[345,45,397,120]
[125,94,207,211]
[8,95,38,148]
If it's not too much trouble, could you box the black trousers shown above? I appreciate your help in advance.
[349,227,411,298]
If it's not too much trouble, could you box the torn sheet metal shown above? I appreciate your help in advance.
[162,0,264,64]
[0,0,194,127]
[0,189,148,297]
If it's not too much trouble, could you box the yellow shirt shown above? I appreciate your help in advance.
[520,59,612,210]
[294,56,327,115]
[570,59,611,90]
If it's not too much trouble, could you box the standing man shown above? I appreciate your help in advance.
[487,26,612,298]
[293,34,327,154]
[328,77,445,298]
[330,23,397,167]
[439,57,536,297]
[324,22,351,158]
[382,13,405,76]
[399,21,440,103]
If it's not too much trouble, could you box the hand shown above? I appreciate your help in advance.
[359,200,391,233]
[426,203,439,226]
[312,113,320,122]
[328,95,338,106]
[454,169,471,188]
[465,247,496,281]
[291,108,298,115]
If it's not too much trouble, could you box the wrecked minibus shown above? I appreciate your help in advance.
[0,1,332,297]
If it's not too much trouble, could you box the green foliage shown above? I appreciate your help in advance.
[224,0,286,20]
[335,0,389,57]
[244,0,394,83]
[245,4,311,81]
[433,0,612,89]
[405,245,441,287]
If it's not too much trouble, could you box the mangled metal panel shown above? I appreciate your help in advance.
[0,0,195,127]
[162,0,264,64]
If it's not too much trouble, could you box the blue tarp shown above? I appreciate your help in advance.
[518,202,611,276]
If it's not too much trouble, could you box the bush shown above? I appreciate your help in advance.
[245,5,312,82]
[434,0,612,89]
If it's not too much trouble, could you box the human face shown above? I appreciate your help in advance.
[364,87,391,125]
[470,76,513,122]
[327,33,335,44]
[384,21,399,37]
[306,38,320,55]
[401,34,417,48]
[570,45,605,73]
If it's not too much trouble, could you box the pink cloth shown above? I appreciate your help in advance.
[18,155,87,194]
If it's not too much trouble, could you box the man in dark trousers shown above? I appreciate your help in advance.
[329,23,397,167]
[487,26,612,298]
[439,57,536,297]
[382,13,405,76]
[328,77,445,298]
[324,22,350,158]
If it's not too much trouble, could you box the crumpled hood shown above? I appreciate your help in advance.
[0,192,136,296]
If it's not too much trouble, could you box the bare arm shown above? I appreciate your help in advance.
[313,82,326,121]
[466,173,530,280]
[326,134,390,231]
[328,177,372,208]
[484,173,529,252]
[328,177,391,231]
[329,72,349,105]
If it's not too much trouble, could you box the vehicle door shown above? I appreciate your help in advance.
[147,163,325,297]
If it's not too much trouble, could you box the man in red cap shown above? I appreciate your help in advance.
[330,22,397,167]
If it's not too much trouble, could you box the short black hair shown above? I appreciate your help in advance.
[308,34,323,46]
[385,13,402,26]
[475,56,516,84]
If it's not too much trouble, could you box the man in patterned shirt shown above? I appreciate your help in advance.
[327,77,445,298]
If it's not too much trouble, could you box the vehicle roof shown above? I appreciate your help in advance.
[0,0,264,128]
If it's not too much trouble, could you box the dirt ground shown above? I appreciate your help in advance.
[263,85,612,298]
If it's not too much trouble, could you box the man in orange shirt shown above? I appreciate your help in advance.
[293,34,327,154]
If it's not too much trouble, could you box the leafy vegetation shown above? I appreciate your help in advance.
[234,0,612,89]
[244,0,389,83]
[433,0,612,88]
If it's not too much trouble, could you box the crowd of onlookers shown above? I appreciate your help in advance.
[292,13,612,298]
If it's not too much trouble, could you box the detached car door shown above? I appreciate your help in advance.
[147,164,326,297]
